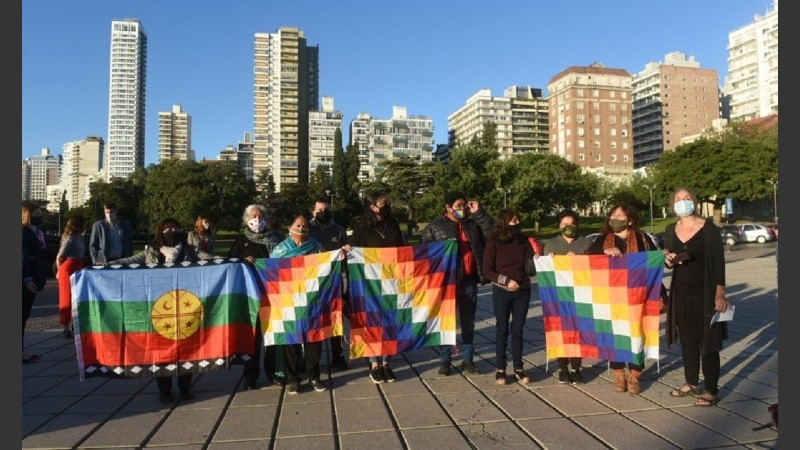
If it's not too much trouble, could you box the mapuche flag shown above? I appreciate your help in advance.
[254,250,345,345]
[72,260,262,380]
[347,240,458,359]
[533,251,665,366]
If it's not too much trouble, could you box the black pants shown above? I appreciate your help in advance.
[22,287,37,344]
[557,357,582,372]
[244,321,278,384]
[677,291,721,395]
[492,285,531,370]
[285,342,322,383]
[156,374,192,394]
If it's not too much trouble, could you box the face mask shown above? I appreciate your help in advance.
[289,226,309,236]
[315,210,331,223]
[378,205,392,218]
[452,208,466,220]
[509,224,522,235]
[202,222,210,230]
[248,217,265,233]
[560,224,577,238]
[609,219,629,233]
[674,200,695,217]
[105,212,116,223]
[31,216,43,227]
[162,232,181,247]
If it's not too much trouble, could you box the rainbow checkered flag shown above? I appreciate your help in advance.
[347,240,458,359]
[255,250,345,345]
[534,251,665,365]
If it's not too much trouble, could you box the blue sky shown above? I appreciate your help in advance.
[22,0,775,165]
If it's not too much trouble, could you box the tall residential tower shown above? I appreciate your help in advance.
[158,104,193,162]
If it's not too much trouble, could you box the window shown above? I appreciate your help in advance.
[621,130,628,138]
[578,140,585,148]
[593,115,600,124]
[610,128,617,136]
[577,89,584,96]
[593,141,600,148]
[577,114,585,123]
[610,91,616,98]
[578,153,585,160]
[623,155,629,161]
[594,128,600,136]
[611,141,617,149]
[611,154,617,161]
[621,92,628,99]
[577,128,584,137]
[610,116,617,125]
[595,153,602,161]
[593,102,600,110]
[592,89,599,97]
[610,103,616,111]
[577,101,584,109]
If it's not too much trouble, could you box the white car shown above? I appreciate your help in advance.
[738,223,775,244]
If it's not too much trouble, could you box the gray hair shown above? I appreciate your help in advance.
[242,204,267,227]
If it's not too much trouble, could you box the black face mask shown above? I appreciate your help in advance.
[378,204,392,218]
[315,210,331,223]
[509,224,523,235]
[162,232,182,247]
[31,216,43,227]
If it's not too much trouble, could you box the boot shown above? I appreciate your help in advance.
[613,369,627,393]
[628,370,642,394]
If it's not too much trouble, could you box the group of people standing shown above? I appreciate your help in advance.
[22,185,730,408]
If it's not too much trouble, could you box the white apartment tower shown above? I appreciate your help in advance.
[253,26,319,192]
[632,52,720,168]
[106,19,147,181]
[217,132,255,180]
[724,0,778,121]
[447,86,549,158]
[309,96,343,177]
[21,148,61,202]
[62,136,104,208]
[547,63,635,180]
[158,104,194,162]
[349,106,433,180]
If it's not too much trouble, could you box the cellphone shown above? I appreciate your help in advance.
[672,252,691,264]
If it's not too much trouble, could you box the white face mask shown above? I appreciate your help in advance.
[674,200,695,217]
[202,222,210,230]
[247,217,265,233]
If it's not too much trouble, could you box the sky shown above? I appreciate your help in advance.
[22,0,776,165]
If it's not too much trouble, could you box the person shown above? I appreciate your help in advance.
[346,191,406,383]
[663,187,729,407]
[228,204,284,390]
[482,209,534,385]
[421,191,493,376]
[89,202,133,265]
[308,197,350,371]
[56,214,87,339]
[542,209,593,384]
[587,203,658,395]
[22,203,47,364]
[271,213,328,394]
[110,218,201,403]
[187,214,216,259]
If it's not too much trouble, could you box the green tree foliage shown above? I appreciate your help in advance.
[268,182,313,226]
[331,127,347,200]
[345,142,361,193]
[374,156,436,224]
[480,121,498,150]
[87,177,145,229]
[199,161,258,231]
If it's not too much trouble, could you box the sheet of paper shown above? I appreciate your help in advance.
[710,304,735,326]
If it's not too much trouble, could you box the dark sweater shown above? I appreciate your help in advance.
[483,236,532,288]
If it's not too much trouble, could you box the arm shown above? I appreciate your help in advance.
[109,249,148,266]
[420,221,434,243]
[89,221,104,265]
[122,220,134,258]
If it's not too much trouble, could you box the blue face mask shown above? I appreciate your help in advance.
[674,200,695,217]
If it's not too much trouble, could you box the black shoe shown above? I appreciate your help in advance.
[438,362,451,376]
[286,381,300,395]
[159,392,175,404]
[179,391,194,401]
[495,370,507,385]
[63,328,74,339]
[310,378,328,392]
[570,369,584,384]
[370,366,385,384]
[245,380,259,391]
[558,370,573,384]
[514,369,530,385]
[382,365,396,382]
[332,356,350,371]
[460,361,479,375]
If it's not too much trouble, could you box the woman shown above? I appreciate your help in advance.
[664,187,729,407]
[56,214,87,339]
[587,203,658,395]
[543,209,592,384]
[270,213,327,395]
[228,204,284,390]
[22,203,47,364]
[483,209,534,386]
[111,218,204,403]
[346,191,405,384]
[187,215,216,259]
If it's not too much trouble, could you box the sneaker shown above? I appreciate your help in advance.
[332,356,350,371]
[286,381,300,395]
[495,371,507,385]
[310,378,328,392]
[244,380,259,391]
[570,369,584,384]
[460,361,479,375]
[382,365,396,382]
[179,391,195,401]
[159,392,175,404]
[558,370,572,384]
[370,366,385,384]
[438,362,451,376]
[514,369,530,385]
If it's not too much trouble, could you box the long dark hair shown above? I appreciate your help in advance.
[153,218,185,249]
[357,191,388,229]
[599,204,644,252]
[489,209,525,244]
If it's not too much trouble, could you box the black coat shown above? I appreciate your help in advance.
[421,208,493,284]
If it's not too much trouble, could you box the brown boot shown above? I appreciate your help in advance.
[628,370,641,394]
[613,369,627,392]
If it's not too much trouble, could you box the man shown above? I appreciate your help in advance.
[89,202,134,265]
[421,191,493,376]
[308,197,350,370]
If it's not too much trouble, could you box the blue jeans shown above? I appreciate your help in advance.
[441,280,478,364]
[492,285,531,370]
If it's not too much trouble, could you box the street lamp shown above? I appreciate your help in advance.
[766,179,778,222]
[325,189,335,209]
[496,187,511,209]
[642,183,657,233]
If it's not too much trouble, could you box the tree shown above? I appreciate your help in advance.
[331,127,347,201]
[345,142,361,193]
[480,121,498,151]
[376,156,436,226]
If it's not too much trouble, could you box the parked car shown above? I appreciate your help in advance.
[738,223,775,244]
[586,233,600,242]
[719,224,742,250]
[584,232,662,249]
[766,223,778,240]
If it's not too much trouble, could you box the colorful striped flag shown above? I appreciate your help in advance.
[347,240,458,359]
[72,260,262,380]
[255,250,345,345]
[533,251,665,365]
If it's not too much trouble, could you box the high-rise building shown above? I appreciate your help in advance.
[21,148,61,202]
[447,86,549,158]
[158,104,193,162]
[309,96,343,178]
[547,63,634,180]
[253,26,319,192]
[632,52,720,168]
[723,0,778,121]
[106,18,147,181]
[62,136,104,209]
[349,106,433,180]
[217,132,255,180]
